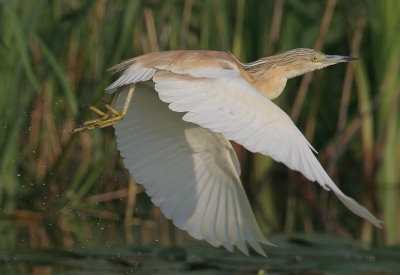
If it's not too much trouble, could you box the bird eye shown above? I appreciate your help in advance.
[311,56,317,62]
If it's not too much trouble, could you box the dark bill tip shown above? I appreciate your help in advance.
[323,55,361,63]
[341,56,361,62]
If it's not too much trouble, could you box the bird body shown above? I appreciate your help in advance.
[74,49,382,256]
[107,50,288,99]
[108,49,345,99]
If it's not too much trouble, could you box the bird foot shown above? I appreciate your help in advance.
[70,83,136,134]
[70,103,125,134]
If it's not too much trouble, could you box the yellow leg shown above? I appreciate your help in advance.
[71,83,136,133]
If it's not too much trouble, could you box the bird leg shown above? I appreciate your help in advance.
[71,83,136,133]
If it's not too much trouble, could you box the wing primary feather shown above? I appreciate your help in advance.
[186,179,214,240]
[132,149,187,185]
[171,176,206,229]
[126,147,179,171]
[144,165,187,196]
[150,170,194,207]
[227,186,250,256]
[160,174,199,219]
[214,182,233,252]
[200,178,221,247]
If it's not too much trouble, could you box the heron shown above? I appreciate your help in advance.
[72,49,382,256]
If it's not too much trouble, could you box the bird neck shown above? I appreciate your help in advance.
[243,64,290,100]
[242,56,319,99]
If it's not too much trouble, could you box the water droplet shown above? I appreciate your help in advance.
[366,255,376,262]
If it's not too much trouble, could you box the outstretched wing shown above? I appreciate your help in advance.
[113,84,272,256]
[151,68,382,228]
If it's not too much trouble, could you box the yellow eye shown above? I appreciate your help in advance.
[311,56,317,62]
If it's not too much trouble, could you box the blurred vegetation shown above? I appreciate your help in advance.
[0,0,399,253]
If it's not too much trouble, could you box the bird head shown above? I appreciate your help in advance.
[281,48,360,78]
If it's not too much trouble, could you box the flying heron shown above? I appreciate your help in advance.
[72,49,382,256]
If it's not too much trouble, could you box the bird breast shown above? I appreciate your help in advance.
[244,65,289,100]
[252,76,287,100]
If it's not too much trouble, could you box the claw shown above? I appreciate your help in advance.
[86,105,109,119]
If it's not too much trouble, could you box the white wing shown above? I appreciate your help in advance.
[113,84,272,256]
[149,68,382,228]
